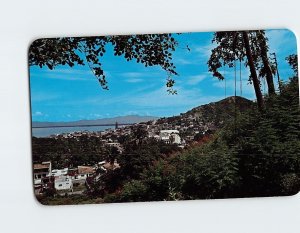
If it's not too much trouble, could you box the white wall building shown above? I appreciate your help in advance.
[106,142,121,147]
[51,168,68,177]
[54,176,73,191]
[33,161,52,186]
[72,166,95,182]
[159,130,181,144]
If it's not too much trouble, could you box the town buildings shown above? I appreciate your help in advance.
[54,176,73,191]
[34,107,220,196]
[33,161,52,194]
[33,159,121,195]
[159,130,181,144]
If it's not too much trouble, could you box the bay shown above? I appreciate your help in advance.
[32,125,112,137]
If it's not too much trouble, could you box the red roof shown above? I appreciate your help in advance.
[33,163,50,170]
[78,166,94,174]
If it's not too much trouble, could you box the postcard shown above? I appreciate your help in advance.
[29,29,299,205]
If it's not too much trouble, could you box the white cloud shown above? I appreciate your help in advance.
[266,29,294,54]
[30,68,95,81]
[112,71,166,84]
[194,43,215,60]
[186,74,208,85]
[33,111,43,116]
[32,111,49,118]
[126,86,220,109]
[172,42,215,67]
[31,92,59,102]
[48,68,91,75]
[211,68,256,99]
[124,110,139,115]
[120,72,144,78]
[125,78,143,83]
[174,58,195,65]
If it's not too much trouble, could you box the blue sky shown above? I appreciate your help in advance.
[30,29,297,122]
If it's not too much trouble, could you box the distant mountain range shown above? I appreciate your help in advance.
[32,115,160,128]
[32,96,254,131]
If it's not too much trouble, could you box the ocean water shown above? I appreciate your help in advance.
[32,126,112,137]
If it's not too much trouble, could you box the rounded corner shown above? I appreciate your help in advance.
[33,193,48,206]
[28,38,44,51]
[283,28,298,49]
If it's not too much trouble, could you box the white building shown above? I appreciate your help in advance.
[51,168,68,177]
[54,176,73,191]
[106,142,121,147]
[33,161,52,186]
[159,130,181,144]
[72,166,95,182]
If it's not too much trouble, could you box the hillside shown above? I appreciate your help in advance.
[156,96,254,128]
[186,96,254,125]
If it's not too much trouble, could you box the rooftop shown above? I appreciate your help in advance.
[78,166,95,174]
[33,162,50,170]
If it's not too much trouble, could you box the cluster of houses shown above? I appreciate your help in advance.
[34,127,189,196]
[33,160,120,195]
[157,130,182,144]
[47,108,217,151]
[34,111,221,197]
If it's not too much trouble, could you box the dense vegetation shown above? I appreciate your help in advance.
[100,75,299,203]
[32,135,107,168]
[35,72,299,205]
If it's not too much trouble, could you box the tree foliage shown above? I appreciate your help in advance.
[29,34,179,93]
[104,73,299,202]
[32,136,107,168]
[30,25,300,204]
[237,77,299,196]
[33,50,299,203]
[208,30,277,109]
[286,54,298,77]
[208,30,275,84]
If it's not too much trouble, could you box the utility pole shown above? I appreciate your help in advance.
[271,52,281,93]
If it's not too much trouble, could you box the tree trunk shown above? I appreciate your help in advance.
[242,31,264,110]
[257,31,276,95]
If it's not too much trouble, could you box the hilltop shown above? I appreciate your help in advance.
[186,96,254,125]
[156,96,254,128]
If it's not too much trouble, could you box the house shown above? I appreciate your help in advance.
[106,142,123,153]
[186,135,195,141]
[51,168,68,177]
[33,161,52,194]
[33,161,52,186]
[72,166,95,182]
[106,142,121,147]
[159,130,181,144]
[54,176,73,191]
